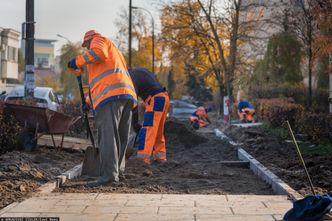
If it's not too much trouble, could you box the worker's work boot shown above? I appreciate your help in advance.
[119,172,126,182]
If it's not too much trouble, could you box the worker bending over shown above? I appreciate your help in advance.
[129,67,170,165]
[68,30,137,186]
[237,99,255,123]
[190,106,211,130]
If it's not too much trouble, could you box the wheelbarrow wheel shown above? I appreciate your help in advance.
[18,129,38,151]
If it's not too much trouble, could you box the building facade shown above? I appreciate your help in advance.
[0,27,20,84]
[34,39,57,69]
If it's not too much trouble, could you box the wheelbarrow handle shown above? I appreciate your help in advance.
[76,76,96,149]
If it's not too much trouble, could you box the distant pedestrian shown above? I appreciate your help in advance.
[67,30,137,186]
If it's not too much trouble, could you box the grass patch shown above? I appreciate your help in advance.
[260,123,331,156]
[262,123,289,139]
[300,142,332,156]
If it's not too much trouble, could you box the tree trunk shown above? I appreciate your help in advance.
[307,20,313,109]
[308,46,312,108]
[219,84,224,116]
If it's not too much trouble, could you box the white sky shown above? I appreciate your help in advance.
[0,0,162,55]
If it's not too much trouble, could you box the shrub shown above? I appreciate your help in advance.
[256,98,304,127]
[295,112,332,143]
[0,102,22,154]
[250,84,306,105]
[249,84,329,112]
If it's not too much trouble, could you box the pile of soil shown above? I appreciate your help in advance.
[219,123,332,196]
[0,147,84,209]
[58,119,273,195]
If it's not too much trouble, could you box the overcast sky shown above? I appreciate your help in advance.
[0,0,162,55]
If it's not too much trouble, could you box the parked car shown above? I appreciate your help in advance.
[5,86,60,111]
[169,100,197,120]
[0,91,7,101]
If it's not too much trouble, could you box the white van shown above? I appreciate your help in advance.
[5,86,60,111]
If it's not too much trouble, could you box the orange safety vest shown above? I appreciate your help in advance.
[75,34,137,110]
[195,107,208,119]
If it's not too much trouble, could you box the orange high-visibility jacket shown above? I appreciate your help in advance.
[195,107,208,119]
[75,34,137,110]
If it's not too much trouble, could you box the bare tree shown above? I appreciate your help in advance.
[290,0,320,108]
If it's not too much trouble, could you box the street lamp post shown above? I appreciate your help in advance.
[132,6,155,73]
[57,34,72,43]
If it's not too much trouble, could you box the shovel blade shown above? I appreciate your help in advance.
[81,146,101,177]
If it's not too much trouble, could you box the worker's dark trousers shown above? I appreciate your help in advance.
[95,99,133,183]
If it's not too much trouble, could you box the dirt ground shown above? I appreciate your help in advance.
[218,122,332,197]
[58,119,273,195]
[0,147,84,209]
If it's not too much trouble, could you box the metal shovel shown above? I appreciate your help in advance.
[75,74,101,177]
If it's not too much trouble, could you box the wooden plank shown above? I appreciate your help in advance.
[38,135,91,150]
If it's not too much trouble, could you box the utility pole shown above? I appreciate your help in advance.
[128,0,132,68]
[24,0,35,98]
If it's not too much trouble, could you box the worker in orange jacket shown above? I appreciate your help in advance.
[68,30,137,186]
[129,67,170,164]
[237,100,255,123]
[190,106,211,130]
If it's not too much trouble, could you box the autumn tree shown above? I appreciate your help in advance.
[160,0,265,115]
[185,64,213,103]
[289,0,321,108]
[36,75,61,92]
[59,42,86,101]
[167,67,176,99]
[313,0,332,90]
[114,8,160,72]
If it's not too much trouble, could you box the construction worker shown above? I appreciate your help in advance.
[67,30,137,186]
[190,106,212,129]
[237,99,255,123]
[128,67,170,164]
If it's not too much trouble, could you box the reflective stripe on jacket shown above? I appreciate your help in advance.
[75,34,137,110]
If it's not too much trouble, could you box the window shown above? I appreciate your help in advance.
[7,46,17,62]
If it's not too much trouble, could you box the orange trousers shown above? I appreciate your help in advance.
[137,92,170,164]
[238,108,255,122]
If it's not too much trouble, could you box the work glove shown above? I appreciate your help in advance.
[133,123,142,134]
[67,58,78,70]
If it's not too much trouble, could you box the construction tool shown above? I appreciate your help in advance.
[73,70,100,177]
[284,121,332,221]
[126,133,138,159]
[285,120,316,195]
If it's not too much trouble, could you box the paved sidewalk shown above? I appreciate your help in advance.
[0,193,291,221]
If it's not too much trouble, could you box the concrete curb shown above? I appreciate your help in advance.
[238,148,303,201]
[38,163,82,195]
[0,163,83,214]
[214,128,302,201]
[56,163,82,187]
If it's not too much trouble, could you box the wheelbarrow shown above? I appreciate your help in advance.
[4,102,79,151]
